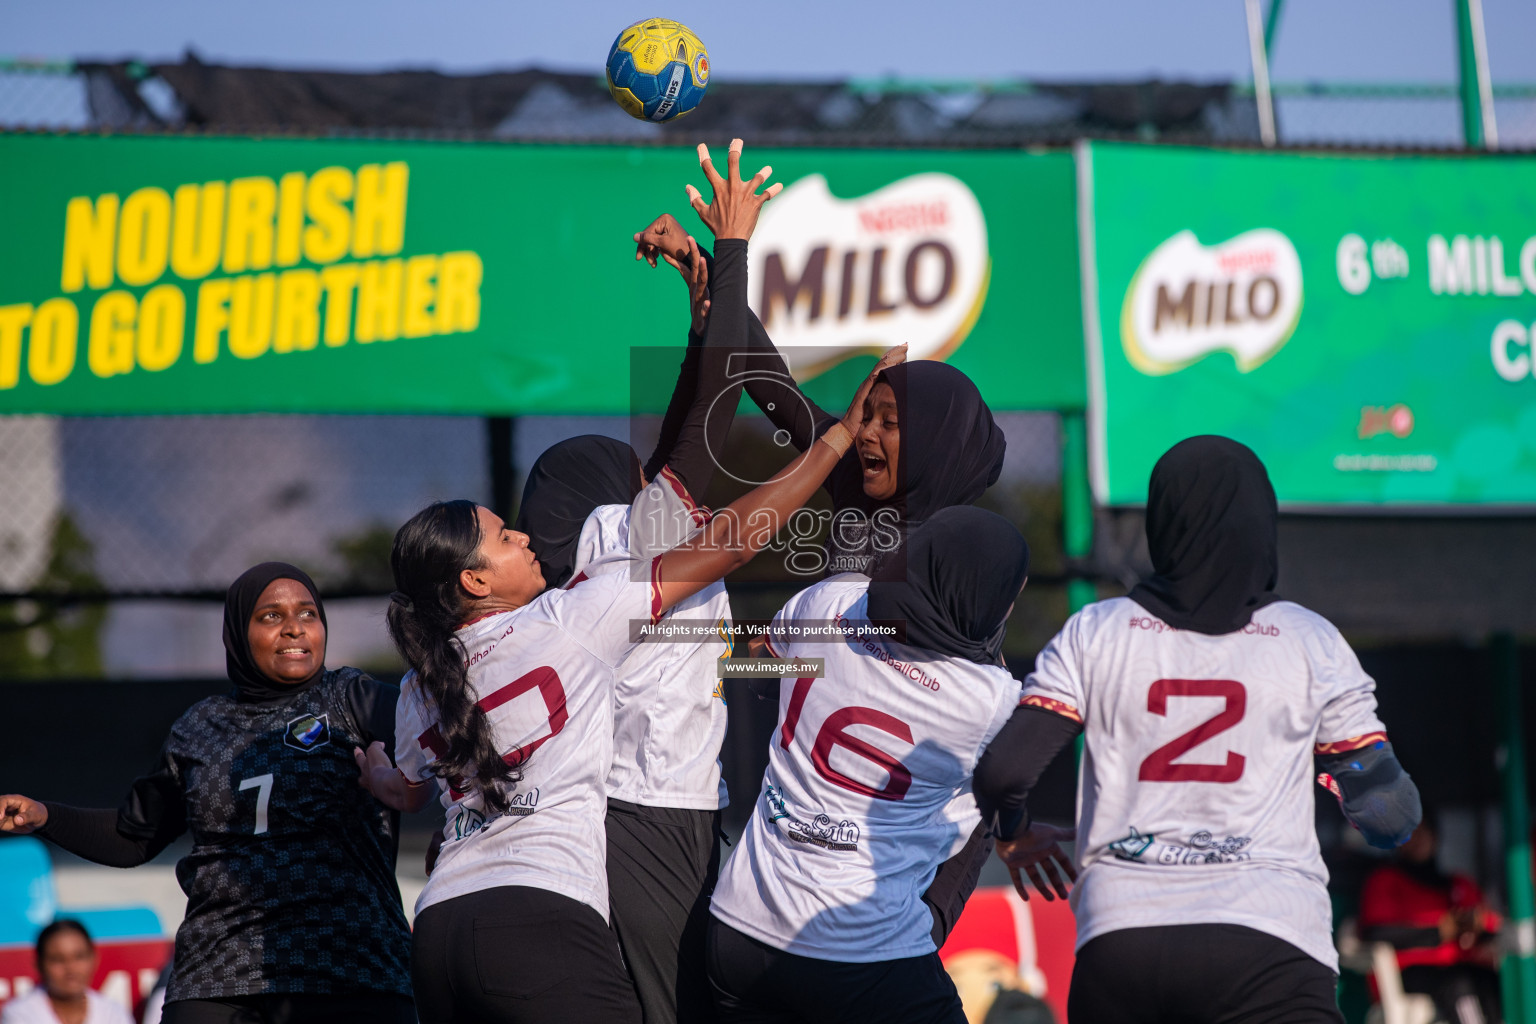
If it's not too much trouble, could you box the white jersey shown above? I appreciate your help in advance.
[1022,597,1388,970]
[395,558,662,920]
[712,577,1021,962]
[574,465,731,810]
[1,989,134,1024]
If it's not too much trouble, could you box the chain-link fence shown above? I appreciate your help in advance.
[0,407,1071,678]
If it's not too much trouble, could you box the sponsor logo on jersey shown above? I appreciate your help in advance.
[507,787,540,817]
[747,172,990,376]
[1111,825,1253,865]
[1109,826,1154,861]
[764,783,861,851]
[449,806,486,841]
[1120,228,1303,375]
[284,712,330,752]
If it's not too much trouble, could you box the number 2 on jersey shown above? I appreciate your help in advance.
[1138,679,1246,783]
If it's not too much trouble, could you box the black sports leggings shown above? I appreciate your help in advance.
[160,993,414,1023]
[411,884,642,1024]
[1070,924,1344,1024]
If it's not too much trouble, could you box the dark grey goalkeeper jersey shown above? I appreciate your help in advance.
[119,668,413,1002]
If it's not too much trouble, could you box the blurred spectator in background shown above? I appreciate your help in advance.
[1359,819,1501,1024]
[0,920,133,1024]
[939,889,1056,1024]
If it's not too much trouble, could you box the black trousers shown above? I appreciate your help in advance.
[1400,964,1503,1024]
[706,917,966,1024]
[607,798,722,1024]
[412,884,642,1024]
[1070,924,1344,1024]
[160,994,414,1024]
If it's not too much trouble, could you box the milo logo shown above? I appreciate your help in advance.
[1120,229,1303,375]
[747,172,990,375]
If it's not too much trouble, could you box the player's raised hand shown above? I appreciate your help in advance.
[994,821,1077,902]
[666,235,710,333]
[686,139,782,242]
[0,793,48,835]
[634,212,692,268]
[839,343,908,438]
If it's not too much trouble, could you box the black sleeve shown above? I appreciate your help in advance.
[972,705,1083,841]
[112,750,189,859]
[741,311,835,450]
[37,803,163,868]
[691,241,835,451]
[342,672,401,755]
[642,332,703,485]
[655,238,750,502]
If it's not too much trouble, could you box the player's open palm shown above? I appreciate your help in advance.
[995,822,1077,902]
[687,139,782,241]
[0,793,47,834]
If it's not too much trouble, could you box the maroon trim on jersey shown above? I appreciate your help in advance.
[478,666,570,766]
[1021,694,1082,724]
[1315,731,1388,756]
[762,632,782,658]
[659,465,710,526]
[417,725,467,800]
[648,556,665,624]
[564,570,590,590]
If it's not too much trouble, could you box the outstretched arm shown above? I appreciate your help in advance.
[355,741,435,813]
[635,216,835,453]
[654,340,904,613]
[1,776,185,869]
[971,705,1083,902]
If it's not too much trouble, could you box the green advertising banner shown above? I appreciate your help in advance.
[1083,140,1536,507]
[0,134,1083,416]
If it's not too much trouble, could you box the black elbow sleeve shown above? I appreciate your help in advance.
[1318,741,1421,851]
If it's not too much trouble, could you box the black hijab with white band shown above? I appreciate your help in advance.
[1128,435,1282,636]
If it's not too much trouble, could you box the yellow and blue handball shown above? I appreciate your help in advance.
[606,18,710,123]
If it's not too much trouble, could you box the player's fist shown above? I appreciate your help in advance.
[0,794,48,834]
[353,742,392,794]
[634,213,691,268]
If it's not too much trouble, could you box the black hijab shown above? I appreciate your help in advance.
[831,361,1006,521]
[865,506,1029,666]
[1128,435,1281,635]
[224,561,328,704]
[513,435,644,590]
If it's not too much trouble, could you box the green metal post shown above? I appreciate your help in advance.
[1060,412,1095,615]
[1262,0,1286,60]
[1456,0,1487,148]
[1496,632,1536,1024]
[1061,412,1094,765]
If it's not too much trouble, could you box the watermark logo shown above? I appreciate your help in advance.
[1121,228,1303,375]
[747,172,990,376]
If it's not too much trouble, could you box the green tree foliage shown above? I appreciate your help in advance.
[0,514,106,679]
